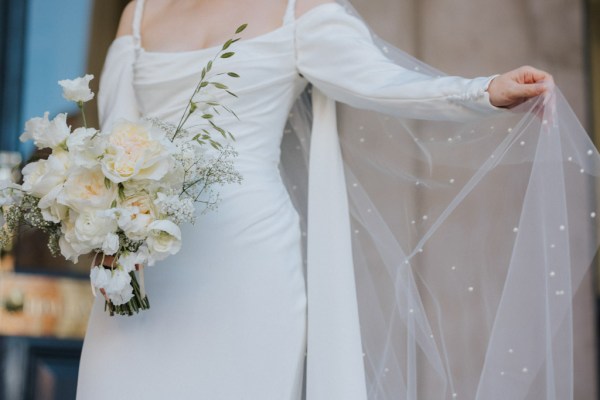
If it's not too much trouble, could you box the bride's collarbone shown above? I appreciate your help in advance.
[141,0,288,52]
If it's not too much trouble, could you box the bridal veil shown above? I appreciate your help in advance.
[278,1,599,399]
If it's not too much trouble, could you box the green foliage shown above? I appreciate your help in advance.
[170,24,247,144]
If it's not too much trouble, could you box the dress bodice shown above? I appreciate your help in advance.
[132,20,307,175]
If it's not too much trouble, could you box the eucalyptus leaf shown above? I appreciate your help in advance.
[221,52,235,58]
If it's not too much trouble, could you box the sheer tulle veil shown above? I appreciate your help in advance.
[279,1,599,399]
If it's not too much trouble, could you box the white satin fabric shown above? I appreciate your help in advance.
[77,1,596,399]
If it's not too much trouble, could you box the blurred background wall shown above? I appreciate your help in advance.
[0,0,596,398]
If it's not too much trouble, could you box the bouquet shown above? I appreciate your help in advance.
[0,25,247,316]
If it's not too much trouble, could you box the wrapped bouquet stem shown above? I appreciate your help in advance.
[0,25,247,316]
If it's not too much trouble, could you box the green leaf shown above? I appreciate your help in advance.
[207,61,213,72]
[111,200,117,208]
[226,90,238,98]
[104,177,112,189]
[221,52,235,58]
[212,82,229,89]
[224,106,239,120]
[227,72,240,78]
[190,102,197,113]
[222,39,233,50]
[235,23,248,34]
[201,114,214,119]
[210,141,222,150]
[200,81,209,88]
[201,67,206,79]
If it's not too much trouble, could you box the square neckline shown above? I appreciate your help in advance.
[124,2,341,56]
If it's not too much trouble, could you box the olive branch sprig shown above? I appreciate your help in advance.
[171,23,248,149]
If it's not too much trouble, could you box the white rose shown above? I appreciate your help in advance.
[102,232,120,256]
[20,112,70,150]
[92,268,134,306]
[146,220,182,264]
[20,112,49,144]
[90,266,111,289]
[59,234,80,263]
[108,285,135,306]
[73,211,118,250]
[105,268,131,294]
[58,166,117,212]
[101,120,174,183]
[38,186,68,223]
[21,149,70,198]
[118,247,150,273]
[66,127,105,168]
[58,74,94,103]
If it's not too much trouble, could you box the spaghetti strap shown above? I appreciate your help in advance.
[132,0,146,50]
[282,0,296,24]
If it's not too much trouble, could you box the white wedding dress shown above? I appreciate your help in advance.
[77,1,599,399]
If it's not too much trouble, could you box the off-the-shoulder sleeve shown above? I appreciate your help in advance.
[97,36,140,130]
[295,3,503,121]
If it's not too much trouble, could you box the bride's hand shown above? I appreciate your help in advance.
[487,66,554,108]
[101,254,116,268]
[99,254,141,271]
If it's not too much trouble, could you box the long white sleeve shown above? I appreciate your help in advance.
[295,3,503,121]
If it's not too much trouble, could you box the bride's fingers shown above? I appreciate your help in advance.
[99,288,110,302]
[102,255,115,267]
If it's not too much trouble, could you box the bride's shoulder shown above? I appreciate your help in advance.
[296,0,337,17]
[115,1,136,38]
[115,0,170,38]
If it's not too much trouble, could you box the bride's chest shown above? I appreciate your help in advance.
[130,26,305,120]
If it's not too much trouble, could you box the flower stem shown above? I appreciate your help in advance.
[78,102,87,128]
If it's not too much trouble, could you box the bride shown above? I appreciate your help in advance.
[77,0,596,399]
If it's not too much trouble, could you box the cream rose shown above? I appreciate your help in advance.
[117,191,158,240]
[58,166,117,212]
[101,120,174,183]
